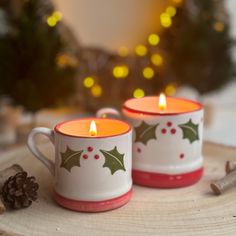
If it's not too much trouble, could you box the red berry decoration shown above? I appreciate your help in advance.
[137,148,141,153]
[83,154,88,159]
[94,154,100,160]
[167,122,172,127]
[169,176,174,180]
[170,128,176,134]
[87,146,93,152]
[179,153,185,159]
[161,128,167,134]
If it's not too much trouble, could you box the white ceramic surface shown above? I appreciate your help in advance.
[123,108,204,175]
[27,119,132,202]
[97,97,204,176]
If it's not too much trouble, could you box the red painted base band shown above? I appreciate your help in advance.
[132,168,203,188]
[54,189,132,212]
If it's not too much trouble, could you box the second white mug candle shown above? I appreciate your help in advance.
[97,94,204,188]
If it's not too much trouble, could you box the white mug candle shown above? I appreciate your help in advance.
[97,94,204,188]
[27,118,132,212]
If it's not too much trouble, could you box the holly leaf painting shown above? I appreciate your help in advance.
[100,147,126,175]
[134,121,159,145]
[178,119,199,144]
[60,146,83,172]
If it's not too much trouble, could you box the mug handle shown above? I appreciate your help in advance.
[96,107,121,118]
[27,127,55,176]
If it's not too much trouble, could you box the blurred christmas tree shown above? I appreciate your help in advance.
[0,0,78,113]
[160,0,234,94]
[0,0,234,113]
[77,0,235,111]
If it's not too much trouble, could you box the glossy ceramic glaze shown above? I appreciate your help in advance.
[27,118,132,212]
[98,96,204,188]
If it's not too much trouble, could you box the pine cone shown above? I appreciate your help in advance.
[1,171,39,209]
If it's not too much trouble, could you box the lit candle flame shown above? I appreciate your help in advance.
[89,120,97,136]
[158,93,167,111]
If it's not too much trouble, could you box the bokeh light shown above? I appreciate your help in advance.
[213,22,225,32]
[118,46,129,57]
[91,85,102,97]
[148,34,160,46]
[133,88,145,98]
[143,67,154,79]
[151,54,163,66]
[47,11,63,27]
[165,84,177,96]
[113,65,129,79]
[83,77,95,88]
[166,6,176,17]
[160,13,172,28]
[135,45,148,56]
[47,16,57,27]
[53,11,63,21]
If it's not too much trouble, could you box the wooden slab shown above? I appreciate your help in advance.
[0,142,236,236]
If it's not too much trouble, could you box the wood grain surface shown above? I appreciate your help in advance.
[0,142,236,236]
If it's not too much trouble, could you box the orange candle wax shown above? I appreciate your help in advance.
[123,96,202,115]
[55,118,131,138]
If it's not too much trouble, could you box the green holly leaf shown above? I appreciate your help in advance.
[134,121,159,145]
[100,147,126,175]
[178,119,199,143]
[60,146,83,172]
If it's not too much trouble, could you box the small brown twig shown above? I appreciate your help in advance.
[211,161,236,195]
[0,199,5,214]
[0,164,24,214]
[225,160,236,174]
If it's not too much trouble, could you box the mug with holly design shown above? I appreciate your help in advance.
[27,118,132,212]
[97,96,204,188]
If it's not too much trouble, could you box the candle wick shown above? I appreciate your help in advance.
[159,105,166,112]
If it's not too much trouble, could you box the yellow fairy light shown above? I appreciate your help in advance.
[47,11,62,27]
[143,67,154,79]
[56,54,78,68]
[213,22,225,32]
[53,11,63,21]
[118,46,129,57]
[151,54,163,66]
[83,77,95,88]
[47,16,57,27]
[135,45,147,56]
[165,84,177,96]
[113,65,129,79]
[148,34,160,46]
[160,13,172,28]
[91,85,102,97]
[133,88,145,98]
[166,6,176,17]
[56,55,67,67]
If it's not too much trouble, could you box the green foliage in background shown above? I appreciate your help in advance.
[0,0,77,112]
[161,0,235,93]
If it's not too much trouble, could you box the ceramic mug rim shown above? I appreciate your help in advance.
[54,117,132,139]
[122,96,203,116]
